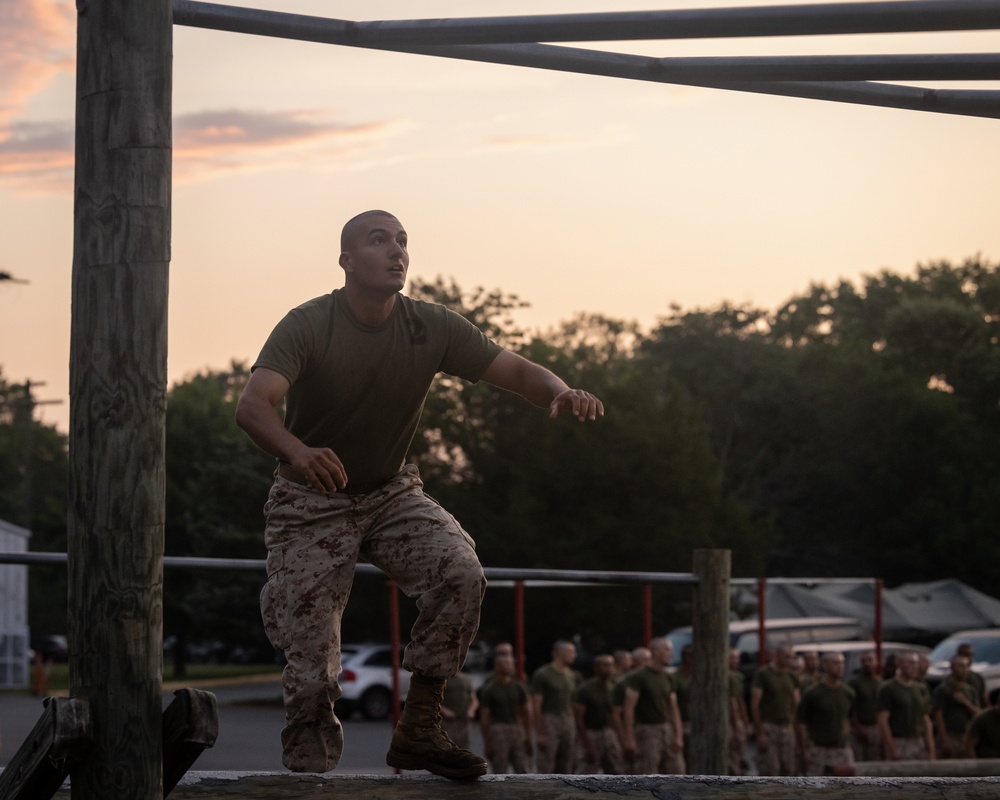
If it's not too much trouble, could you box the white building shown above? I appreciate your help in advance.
[0,518,30,689]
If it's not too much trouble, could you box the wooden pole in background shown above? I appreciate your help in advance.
[69,0,172,797]
[689,549,730,775]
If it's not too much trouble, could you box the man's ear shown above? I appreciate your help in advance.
[339,251,351,271]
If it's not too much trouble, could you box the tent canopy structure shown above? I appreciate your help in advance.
[743,579,1000,644]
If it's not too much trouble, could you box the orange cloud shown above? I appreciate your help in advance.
[0,0,75,130]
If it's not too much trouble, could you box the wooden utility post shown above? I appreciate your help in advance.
[689,549,730,775]
[69,0,172,797]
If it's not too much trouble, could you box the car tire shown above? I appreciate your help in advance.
[361,686,393,721]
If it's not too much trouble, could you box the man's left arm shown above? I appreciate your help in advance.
[481,350,603,422]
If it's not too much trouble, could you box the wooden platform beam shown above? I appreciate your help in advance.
[110,772,1000,799]
[162,689,219,797]
[0,697,91,800]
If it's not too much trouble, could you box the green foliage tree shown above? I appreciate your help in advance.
[0,370,69,637]
[163,361,276,673]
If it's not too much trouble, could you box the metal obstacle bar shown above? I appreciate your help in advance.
[172,1,1000,119]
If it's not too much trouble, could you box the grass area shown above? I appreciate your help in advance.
[18,662,282,695]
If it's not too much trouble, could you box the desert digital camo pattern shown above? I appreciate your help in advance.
[260,464,486,772]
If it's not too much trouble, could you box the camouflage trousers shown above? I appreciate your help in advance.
[805,743,854,776]
[488,722,531,774]
[579,727,625,774]
[728,720,750,776]
[850,723,882,762]
[892,735,929,760]
[260,464,486,773]
[634,722,686,775]
[938,730,966,758]
[755,722,796,776]
[537,712,576,773]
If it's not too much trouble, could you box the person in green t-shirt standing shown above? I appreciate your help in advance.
[531,640,580,773]
[795,652,855,775]
[876,650,935,761]
[848,651,883,762]
[573,653,625,774]
[479,652,533,774]
[932,655,981,758]
[237,210,604,781]
[751,645,800,776]
[623,637,686,774]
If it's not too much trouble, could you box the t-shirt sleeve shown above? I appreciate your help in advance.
[252,307,314,386]
[439,307,503,382]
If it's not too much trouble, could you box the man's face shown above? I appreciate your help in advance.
[951,656,970,681]
[594,656,615,679]
[898,653,918,680]
[823,654,845,680]
[340,214,409,294]
[860,653,876,675]
[495,654,515,676]
[774,648,793,670]
[650,640,672,667]
[804,652,819,672]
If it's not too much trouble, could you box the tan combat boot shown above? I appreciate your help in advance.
[386,673,488,780]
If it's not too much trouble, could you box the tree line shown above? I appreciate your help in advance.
[2,257,998,665]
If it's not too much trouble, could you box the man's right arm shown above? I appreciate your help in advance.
[235,367,347,492]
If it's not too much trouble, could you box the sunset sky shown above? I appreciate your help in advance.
[1,0,998,433]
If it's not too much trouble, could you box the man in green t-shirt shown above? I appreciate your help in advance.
[932,655,981,758]
[877,650,935,761]
[623,637,685,774]
[573,654,624,774]
[531,640,579,773]
[795,652,855,775]
[479,653,533,773]
[848,651,882,762]
[237,210,604,780]
[751,645,800,776]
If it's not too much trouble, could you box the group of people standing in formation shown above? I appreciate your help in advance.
[436,639,1000,775]
[755,642,1000,776]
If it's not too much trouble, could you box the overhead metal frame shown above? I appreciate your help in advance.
[173,0,1000,119]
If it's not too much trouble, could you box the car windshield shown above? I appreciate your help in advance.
[929,634,1000,663]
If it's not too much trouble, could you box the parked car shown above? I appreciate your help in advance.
[338,643,410,720]
[794,640,930,678]
[924,629,1000,702]
[32,634,69,663]
[667,616,866,677]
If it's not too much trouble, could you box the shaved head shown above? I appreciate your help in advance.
[341,209,398,251]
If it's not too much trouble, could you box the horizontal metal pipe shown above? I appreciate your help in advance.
[174,0,1000,44]
[172,2,1000,119]
[0,551,697,584]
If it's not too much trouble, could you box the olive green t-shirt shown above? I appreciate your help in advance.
[877,678,926,738]
[932,678,980,734]
[752,665,798,724]
[253,289,502,485]
[969,707,1000,758]
[848,673,882,726]
[796,681,855,747]
[531,664,577,715]
[627,665,676,725]
[574,678,615,730]
[479,678,528,725]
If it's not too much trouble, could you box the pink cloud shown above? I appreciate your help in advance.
[0,107,397,193]
[0,0,75,130]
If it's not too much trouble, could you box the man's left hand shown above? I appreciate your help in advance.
[550,389,604,422]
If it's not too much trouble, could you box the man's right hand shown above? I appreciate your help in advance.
[290,446,347,493]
